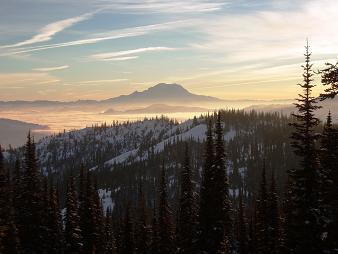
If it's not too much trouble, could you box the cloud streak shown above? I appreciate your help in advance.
[1,12,96,48]
[91,47,176,61]
[101,56,139,61]
[1,20,192,56]
[99,0,226,13]
[79,79,128,84]
[33,65,70,72]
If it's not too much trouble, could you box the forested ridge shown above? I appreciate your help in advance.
[1,45,338,253]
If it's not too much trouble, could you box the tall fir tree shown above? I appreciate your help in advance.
[287,41,322,253]
[12,159,22,228]
[213,111,232,254]
[150,203,159,254]
[78,165,88,253]
[0,145,11,252]
[255,162,269,254]
[92,179,106,254]
[319,112,338,251]
[177,145,197,254]
[104,208,117,254]
[65,174,83,254]
[120,204,134,254]
[0,146,21,254]
[134,183,150,254]
[157,163,174,254]
[267,171,281,253]
[237,189,249,254]
[248,215,257,254]
[46,184,64,253]
[198,119,216,253]
[79,170,105,254]
[19,133,45,253]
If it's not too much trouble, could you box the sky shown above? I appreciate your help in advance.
[1,0,338,101]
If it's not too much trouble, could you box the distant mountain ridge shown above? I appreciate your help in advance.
[103,83,223,104]
[0,83,223,107]
[243,97,338,121]
[0,118,50,148]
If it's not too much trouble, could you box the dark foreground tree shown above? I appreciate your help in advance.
[177,145,197,254]
[255,163,269,254]
[0,146,21,254]
[157,163,174,254]
[198,120,216,253]
[267,171,281,253]
[19,134,45,253]
[287,41,322,253]
[120,204,134,254]
[319,112,338,251]
[134,184,150,254]
[213,112,232,254]
[65,175,83,254]
[319,61,338,100]
[237,189,248,254]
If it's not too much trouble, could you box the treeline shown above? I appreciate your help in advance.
[1,43,338,253]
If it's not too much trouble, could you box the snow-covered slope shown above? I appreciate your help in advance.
[31,116,236,174]
[103,124,236,169]
[32,117,204,173]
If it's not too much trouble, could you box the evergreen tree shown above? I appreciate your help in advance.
[0,145,11,252]
[255,162,269,254]
[12,159,22,227]
[120,205,134,254]
[213,111,232,253]
[65,175,83,254]
[177,145,196,254]
[287,41,322,253]
[319,61,338,100]
[78,165,88,252]
[104,208,117,254]
[150,203,159,254]
[92,179,106,254]
[0,147,21,253]
[134,184,150,254]
[46,184,64,253]
[19,134,45,253]
[267,171,281,253]
[319,112,338,251]
[237,190,248,254]
[157,163,174,254]
[248,216,256,254]
[198,119,216,252]
[79,170,105,254]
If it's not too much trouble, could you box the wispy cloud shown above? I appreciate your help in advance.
[0,72,58,86]
[99,0,226,13]
[62,79,129,86]
[91,47,176,61]
[1,20,192,56]
[79,79,128,84]
[101,56,139,61]
[190,0,338,65]
[1,12,96,48]
[33,65,69,72]
[36,79,61,85]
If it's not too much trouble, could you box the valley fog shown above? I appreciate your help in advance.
[0,100,290,133]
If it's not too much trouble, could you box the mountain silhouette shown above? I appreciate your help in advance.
[0,83,223,108]
[103,83,223,104]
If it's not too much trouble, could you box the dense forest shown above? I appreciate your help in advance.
[1,45,338,254]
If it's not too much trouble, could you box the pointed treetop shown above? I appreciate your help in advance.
[326,111,333,127]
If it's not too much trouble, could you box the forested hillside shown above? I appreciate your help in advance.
[1,45,338,253]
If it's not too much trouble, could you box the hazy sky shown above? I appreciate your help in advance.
[1,0,338,101]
